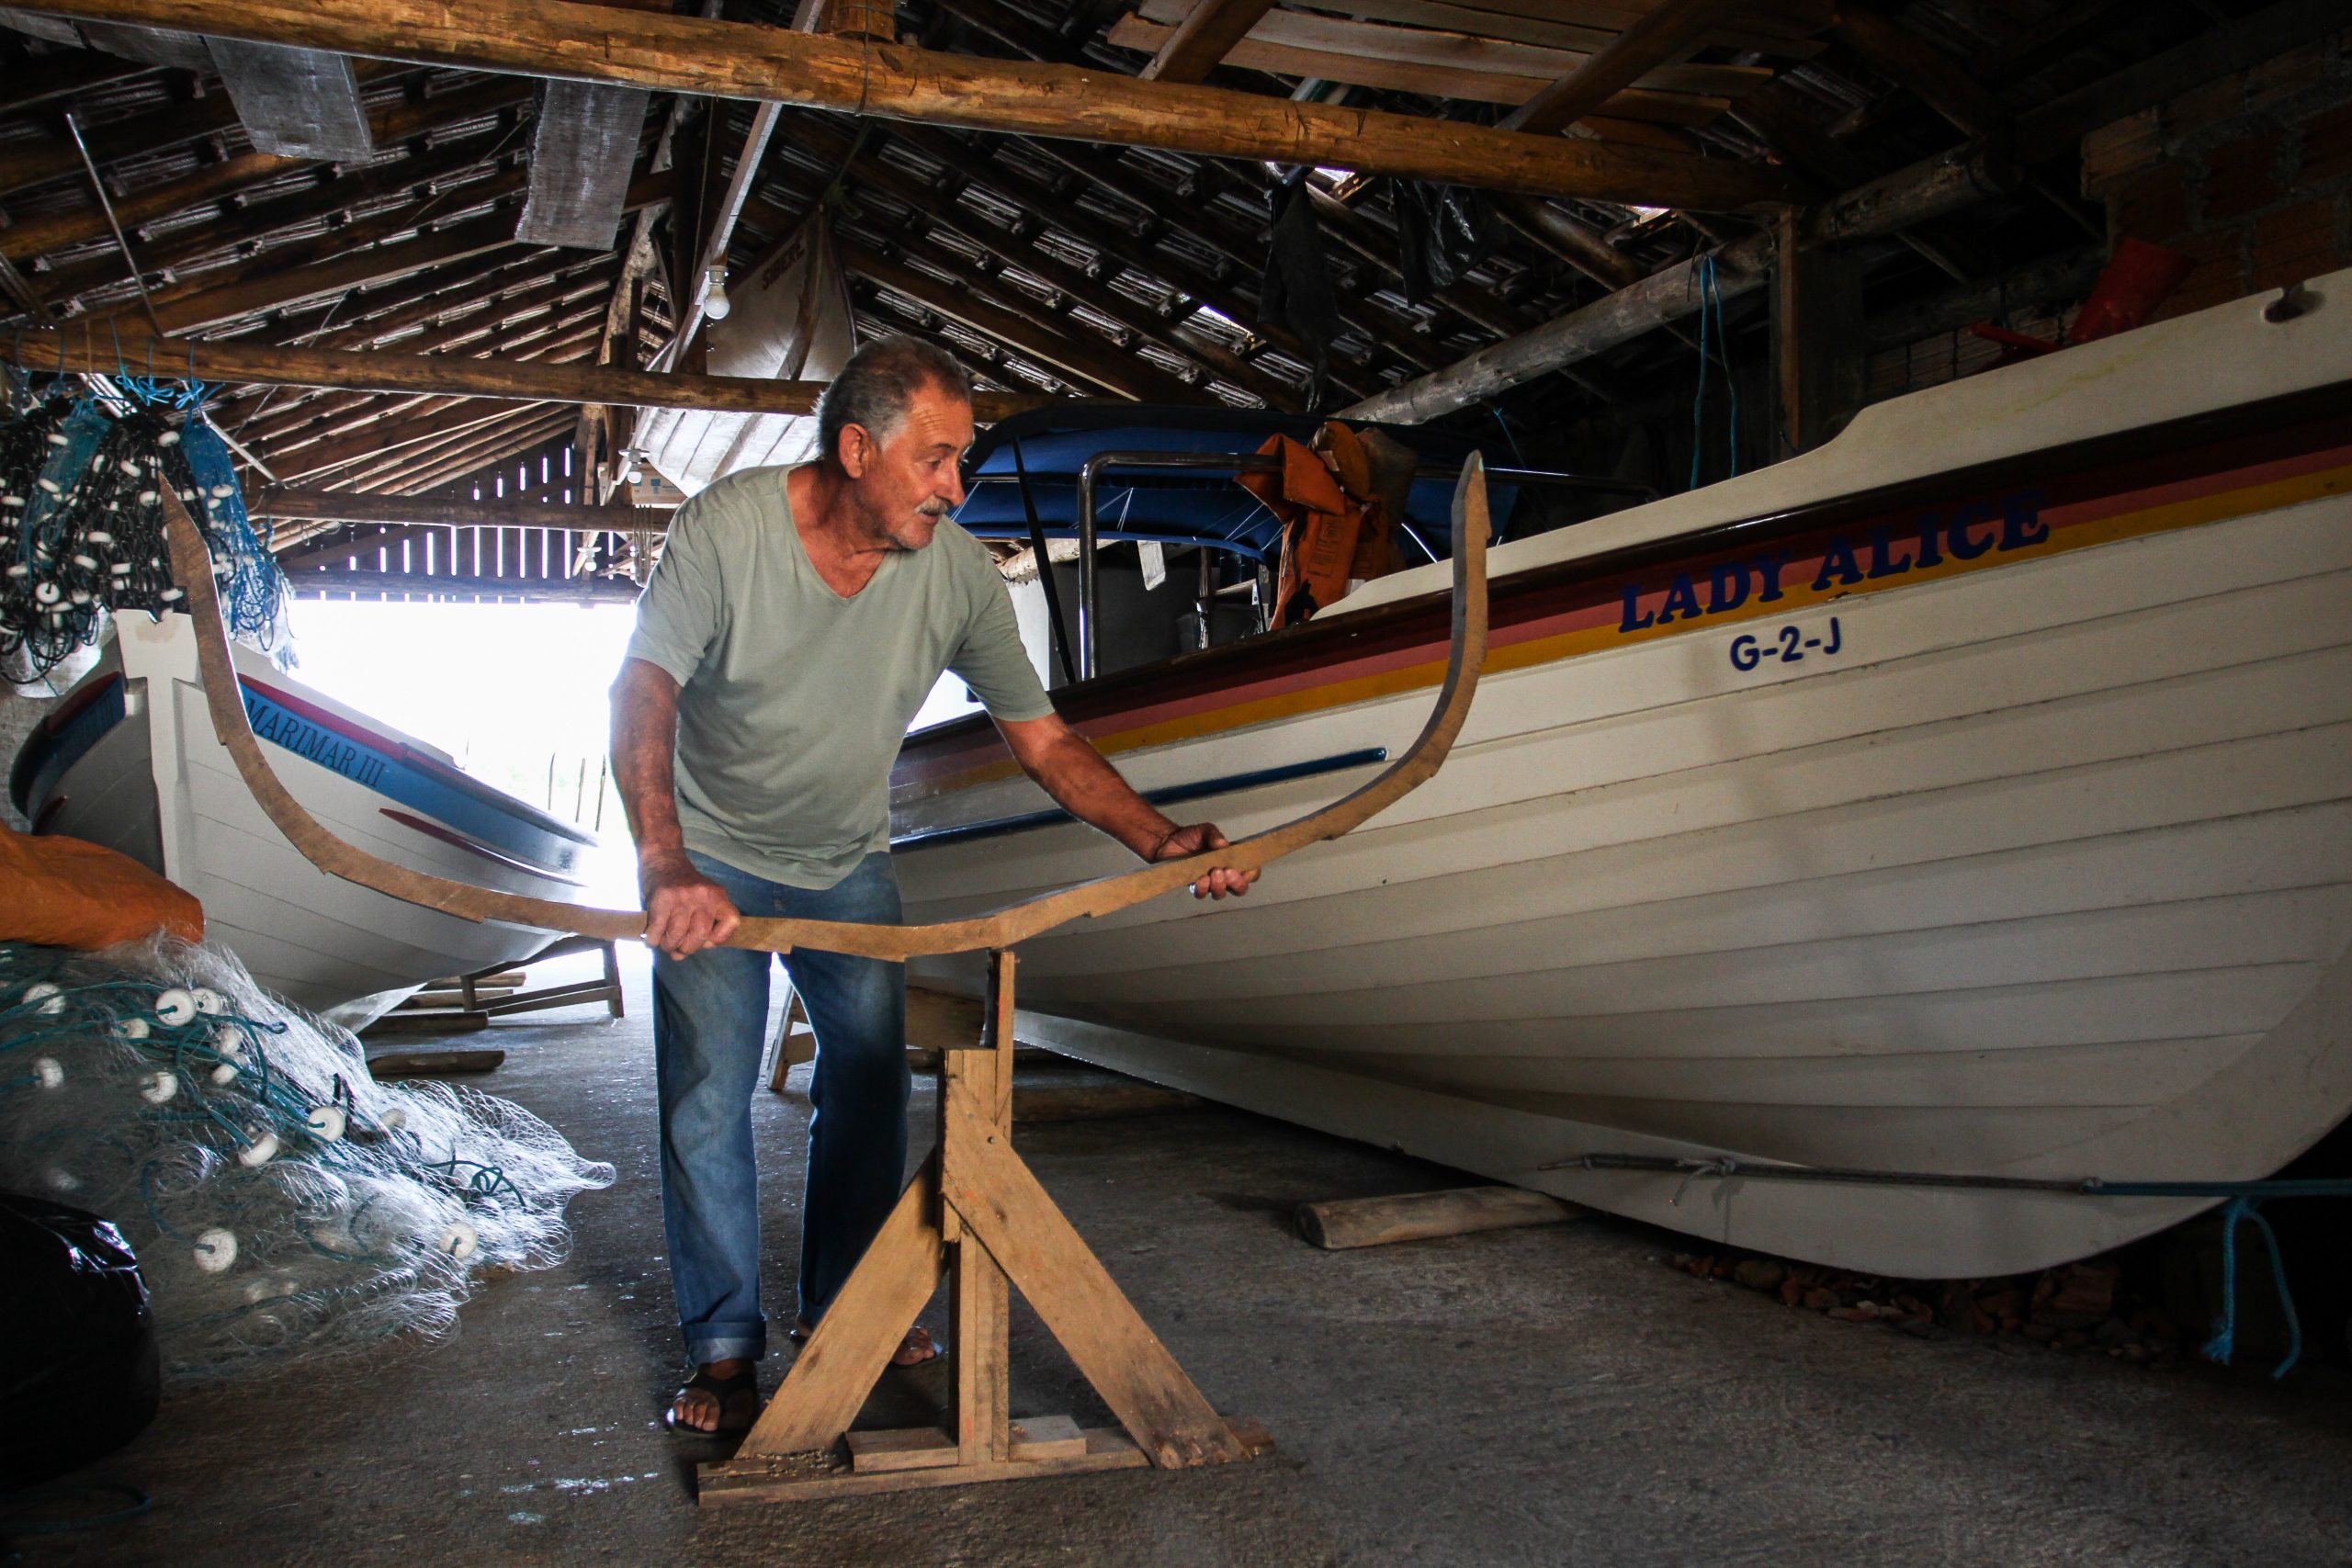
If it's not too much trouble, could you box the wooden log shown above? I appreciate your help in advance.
[1295,1186,1588,1251]
[19,0,1799,209]
[2,326,1043,421]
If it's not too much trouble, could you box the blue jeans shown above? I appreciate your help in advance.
[651,849,910,1367]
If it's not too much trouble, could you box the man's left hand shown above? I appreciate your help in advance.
[1151,822,1259,900]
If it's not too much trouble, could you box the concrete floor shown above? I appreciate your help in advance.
[23,952,2352,1567]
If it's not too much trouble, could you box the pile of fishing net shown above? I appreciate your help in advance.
[1,368,285,685]
[0,936,613,1381]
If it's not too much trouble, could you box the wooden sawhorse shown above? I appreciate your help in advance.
[699,950,1269,1505]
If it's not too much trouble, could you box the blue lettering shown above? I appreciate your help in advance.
[1810,535,1864,592]
[1706,562,1749,615]
[1913,513,1945,570]
[1948,502,1998,559]
[1657,573,1702,624]
[1619,584,1656,632]
[1866,526,1914,580]
[1753,551,1793,603]
[2000,490,2049,550]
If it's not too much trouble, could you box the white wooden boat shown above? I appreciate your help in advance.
[10,613,595,1025]
[889,270,2352,1279]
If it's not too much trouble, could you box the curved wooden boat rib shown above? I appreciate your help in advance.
[158,457,1489,960]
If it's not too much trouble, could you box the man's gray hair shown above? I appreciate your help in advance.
[816,335,973,463]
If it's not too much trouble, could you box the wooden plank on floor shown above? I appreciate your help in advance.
[1295,1187,1589,1250]
[365,1047,506,1077]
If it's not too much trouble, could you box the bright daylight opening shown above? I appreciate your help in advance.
[288,598,980,897]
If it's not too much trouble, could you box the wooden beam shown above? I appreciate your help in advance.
[18,0,1800,209]
[1340,143,2014,423]
[1489,193,1641,291]
[1498,0,1746,137]
[256,487,667,529]
[119,167,657,335]
[0,60,429,197]
[841,239,1206,403]
[4,324,1047,418]
[882,124,1379,398]
[1830,5,2007,144]
[1770,208,1864,454]
[144,210,526,335]
[268,402,523,487]
[1136,0,1273,84]
[0,76,532,261]
[770,125,1302,409]
[37,132,520,303]
[209,39,377,159]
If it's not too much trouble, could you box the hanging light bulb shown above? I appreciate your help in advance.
[702,263,732,322]
[621,452,645,486]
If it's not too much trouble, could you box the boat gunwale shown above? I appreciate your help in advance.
[896,378,2352,772]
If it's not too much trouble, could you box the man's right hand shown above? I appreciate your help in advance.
[639,851,741,960]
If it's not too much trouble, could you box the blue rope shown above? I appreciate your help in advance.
[1688,254,1740,491]
[2201,1195,2302,1379]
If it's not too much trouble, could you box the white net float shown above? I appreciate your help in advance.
[191,1227,238,1273]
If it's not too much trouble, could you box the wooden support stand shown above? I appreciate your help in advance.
[699,951,1271,1506]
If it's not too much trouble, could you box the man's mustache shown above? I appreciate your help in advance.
[917,500,950,518]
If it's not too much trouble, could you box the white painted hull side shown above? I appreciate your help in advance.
[33,616,584,1025]
[892,279,2352,1278]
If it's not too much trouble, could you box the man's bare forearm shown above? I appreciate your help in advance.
[610,658,689,863]
[1021,724,1178,860]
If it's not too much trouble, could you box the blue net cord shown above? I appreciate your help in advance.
[180,403,285,647]
[0,378,288,679]
[2200,1195,2302,1380]
[1688,254,1740,491]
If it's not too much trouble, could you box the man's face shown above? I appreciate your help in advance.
[837,381,974,551]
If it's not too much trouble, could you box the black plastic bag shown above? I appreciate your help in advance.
[1261,169,1342,410]
[1392,179,1505,303]
[0,1193,160,1489]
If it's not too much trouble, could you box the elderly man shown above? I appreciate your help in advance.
[611,335,1256,1435]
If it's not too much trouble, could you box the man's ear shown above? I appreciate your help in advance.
[837,423,870,479]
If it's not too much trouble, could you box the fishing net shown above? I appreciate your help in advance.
[0,375,287,686]
[0,937,614,1381]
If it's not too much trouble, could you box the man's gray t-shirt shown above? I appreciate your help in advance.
[623,464,1053,889]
